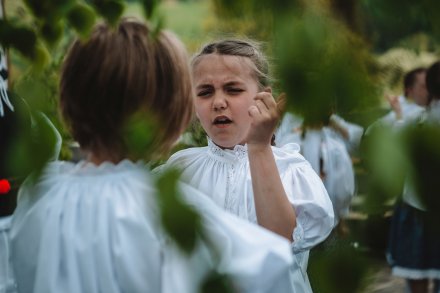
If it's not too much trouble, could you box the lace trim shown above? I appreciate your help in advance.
[292,218,306,252]
[207,138,248,161]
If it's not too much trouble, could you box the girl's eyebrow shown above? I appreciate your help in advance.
[224,81,244,87]
[195,84,213,90]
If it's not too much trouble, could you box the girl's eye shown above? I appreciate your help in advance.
[227,88,244,94]
[197,89,213,97]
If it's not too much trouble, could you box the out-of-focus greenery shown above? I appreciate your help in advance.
[3,0,440,292]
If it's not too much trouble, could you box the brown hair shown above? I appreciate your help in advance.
[426,61,440,101]
[404,67,426,97]
[191,39,271,89]
[60,19,193,159]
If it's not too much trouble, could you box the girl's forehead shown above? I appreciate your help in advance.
[193,54,256,81]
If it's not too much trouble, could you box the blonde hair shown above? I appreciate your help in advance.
[60,19,193,158]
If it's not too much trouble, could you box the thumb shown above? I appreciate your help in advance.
[276,93,287,115]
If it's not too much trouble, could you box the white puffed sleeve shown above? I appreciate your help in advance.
[274,145,334,252]
[179,183,295,293]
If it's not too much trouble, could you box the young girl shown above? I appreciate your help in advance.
[161,39,334,292]
[9,20,297,293]
[387,61,440,293]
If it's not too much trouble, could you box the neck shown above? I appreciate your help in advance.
[86,151,123,165]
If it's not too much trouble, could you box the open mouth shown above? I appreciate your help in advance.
[213,116,232,125]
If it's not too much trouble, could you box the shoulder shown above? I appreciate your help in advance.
[15,160,156,221]
[166,146,208,166]
[271,143,309,167]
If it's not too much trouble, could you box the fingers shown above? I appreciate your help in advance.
[253,92,277,116]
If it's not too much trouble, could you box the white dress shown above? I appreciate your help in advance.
[276,113,364,155]
[160,140,335,292]
[9,160,296,293]
[0,216,16,293]
[293,128,355,225]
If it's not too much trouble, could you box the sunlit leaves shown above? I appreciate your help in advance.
[155,168,202,254]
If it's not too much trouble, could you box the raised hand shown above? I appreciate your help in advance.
[247,92,285,148]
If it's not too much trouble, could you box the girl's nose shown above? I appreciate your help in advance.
[213,94,227,111]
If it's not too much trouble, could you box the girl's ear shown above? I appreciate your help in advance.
[263,87,272,93]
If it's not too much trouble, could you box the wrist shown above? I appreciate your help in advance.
[247,142,272,153]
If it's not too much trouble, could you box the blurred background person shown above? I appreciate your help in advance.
[387,61,440,293]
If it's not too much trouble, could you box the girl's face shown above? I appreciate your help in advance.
[193,54,260,149]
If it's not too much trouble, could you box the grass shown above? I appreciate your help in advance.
[126,0,212,52]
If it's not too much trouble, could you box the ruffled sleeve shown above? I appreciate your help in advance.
[179,183,295,293]
[274,146,335,252]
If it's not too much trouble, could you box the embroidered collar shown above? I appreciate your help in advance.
[207,138,248,161]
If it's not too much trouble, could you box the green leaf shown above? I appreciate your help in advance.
[123,113,157,161]
[92,0,125,25]
[155,168,202,254]
[141,0,160,18]
[67,4,97,38]
[41,21,64,47]
[6,95,60,182]
[200,271,234,293]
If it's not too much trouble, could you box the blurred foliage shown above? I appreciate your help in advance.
[200,271,235,293]
[155,167,202,254]
[404,124,440,222]
[123,112,158,161]
[274,6,380,125]
[309,238,370,293]
[360,127,408,215]
[2,0,440,291]
[360,0,440,52]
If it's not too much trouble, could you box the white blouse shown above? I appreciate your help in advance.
[161,140,335,293]
[10,160,296,293]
